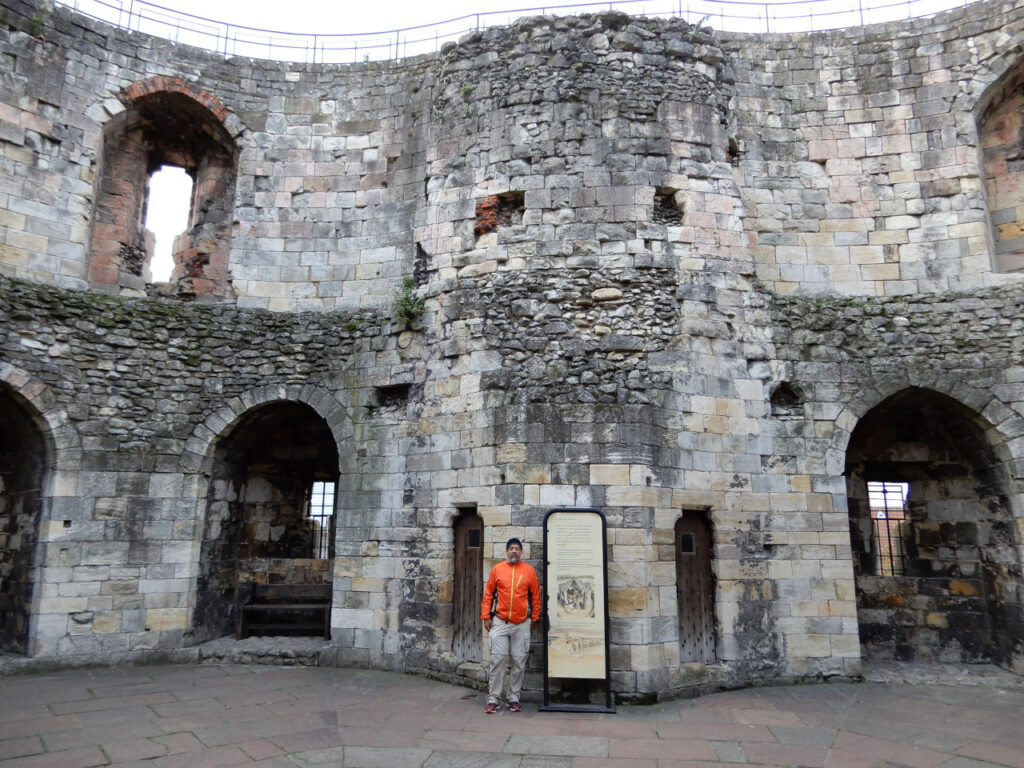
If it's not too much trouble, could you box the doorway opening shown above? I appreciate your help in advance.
[845,388,1023,666]
[453,506,483,662]
[0,386,46,654]
[675,511,716,664]
[193,401,339,642]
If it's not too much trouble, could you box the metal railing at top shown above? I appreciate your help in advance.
[56,0,971,63]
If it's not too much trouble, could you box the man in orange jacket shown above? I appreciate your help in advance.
[481,537,540,713]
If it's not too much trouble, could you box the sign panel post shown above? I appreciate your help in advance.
[540,507,615,713]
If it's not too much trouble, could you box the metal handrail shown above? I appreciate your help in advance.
[55,0,970,62]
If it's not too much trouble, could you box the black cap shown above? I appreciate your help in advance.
[506,537,523,550]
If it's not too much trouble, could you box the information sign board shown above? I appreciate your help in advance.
[540,507,614,713]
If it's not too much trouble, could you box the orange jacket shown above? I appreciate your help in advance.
[481,560,541,624]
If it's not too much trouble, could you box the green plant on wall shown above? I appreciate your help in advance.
[392,277,426,327]
[27,11,47,36]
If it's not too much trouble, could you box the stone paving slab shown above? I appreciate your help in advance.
[0,665,1022,767]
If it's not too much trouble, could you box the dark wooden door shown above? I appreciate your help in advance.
[453,510,483,661]
[675,512,715,664]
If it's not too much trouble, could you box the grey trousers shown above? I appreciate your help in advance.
[487,616,531,704]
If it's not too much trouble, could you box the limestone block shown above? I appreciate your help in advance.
[786,633,832,658]
[829,633,862,657]
[590,464,629,485]
[768,493,807,512]
[608,560,649,588]
[606,486,667,507]
[336,608,375,630]
[148,474,184,498]
[611,528,648,546]
[39,596,89,614]
[143,608,187,631]
[630,642,666,672]
[609,587,649,618]
[51,470,80,497]
[91,612,121,634]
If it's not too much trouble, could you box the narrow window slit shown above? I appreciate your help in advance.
[144,165,193,283]
[867,480,909,576]
[307,480,336,560]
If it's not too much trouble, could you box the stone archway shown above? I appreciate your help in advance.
[88,77,239,299]
[974,48,1024,274]
[0,385,47,653]
[844,387,1023,667]
[192,401,340,642]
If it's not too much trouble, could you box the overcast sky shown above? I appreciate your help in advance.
[151,0,528,33]
[133,0,961,32]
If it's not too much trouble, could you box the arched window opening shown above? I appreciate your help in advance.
[144,165,194,283]
[978,65,1024,273]
[770,382,804,418]
[194,402,338,643]
[89,85,236,299]
[0,386,46,655]
[845,388,1023,668]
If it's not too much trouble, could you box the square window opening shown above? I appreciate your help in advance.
[679,533,695,554]
[654,187,684,225]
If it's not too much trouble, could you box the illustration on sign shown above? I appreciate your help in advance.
[556,576,595,618]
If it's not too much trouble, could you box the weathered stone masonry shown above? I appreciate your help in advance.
[0,0,1022,699]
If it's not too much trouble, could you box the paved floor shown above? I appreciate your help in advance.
[1,663,1023,768]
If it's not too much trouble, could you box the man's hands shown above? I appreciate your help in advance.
[483,617,540,632]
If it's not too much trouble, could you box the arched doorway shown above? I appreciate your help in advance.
[845,388,1023,666]
[193,401,339,642]
[0,386,46,653]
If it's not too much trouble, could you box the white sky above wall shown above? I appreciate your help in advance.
[136,0,961,35]
[156,0,520,33]
[139,0,961,281]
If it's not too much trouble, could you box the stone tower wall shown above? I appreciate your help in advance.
[0,0,1022,696]
[725,2,1024,294]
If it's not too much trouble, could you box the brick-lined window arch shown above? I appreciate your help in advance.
[89,77,237,300]
[979,66,1024,274]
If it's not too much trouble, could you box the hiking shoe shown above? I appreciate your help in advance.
[508,701,521,712]
[485,702,498,714]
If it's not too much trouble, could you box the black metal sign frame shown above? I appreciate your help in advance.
[539,507,615,713]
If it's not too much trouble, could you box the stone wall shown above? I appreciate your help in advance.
[0,0,1022,698]
[772,288,1024,665]
[725,1,1024,295]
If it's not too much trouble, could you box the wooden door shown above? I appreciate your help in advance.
[675,512,716,664]
[453,510,483,661]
